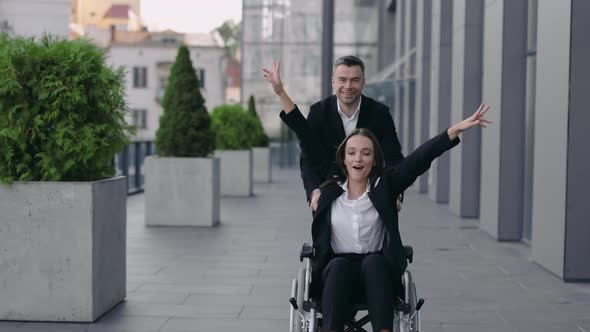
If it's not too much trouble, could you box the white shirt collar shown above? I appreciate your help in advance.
[338,177,381,193]
[339,179,372,193]
[337,95,362,120]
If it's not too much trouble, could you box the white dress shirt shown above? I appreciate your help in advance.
[330,179,385,254]
[337,96,362,136]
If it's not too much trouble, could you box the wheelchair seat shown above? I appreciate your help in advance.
[299,243,414,264]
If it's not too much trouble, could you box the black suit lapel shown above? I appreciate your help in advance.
[356,94,371,129]
[314,185,343,218]
[328,96,346,144]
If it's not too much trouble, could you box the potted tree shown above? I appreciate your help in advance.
[145,45,218,227]
[248,95,272,183]
[0,34,133,322]
[211,104,258,196]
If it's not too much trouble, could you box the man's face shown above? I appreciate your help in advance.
[332,64,365,107]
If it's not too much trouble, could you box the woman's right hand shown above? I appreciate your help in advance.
[262,61,285,96]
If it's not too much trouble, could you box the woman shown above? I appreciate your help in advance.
[263,61,490,332]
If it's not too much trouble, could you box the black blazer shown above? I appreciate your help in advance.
[299,94,404,201]
[280,107,460,295]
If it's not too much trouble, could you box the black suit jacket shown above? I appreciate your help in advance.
[280,107,460,296]
[299,94,404,201]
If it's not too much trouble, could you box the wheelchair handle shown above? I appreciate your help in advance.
[289,297,298,310]
[416,298,425,311]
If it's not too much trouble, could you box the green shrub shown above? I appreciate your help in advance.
[155,45,215,157]
[211,104,259,150]
[0,34,134,184]
[247,95,269,147]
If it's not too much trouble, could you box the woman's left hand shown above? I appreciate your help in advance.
[448,103,492,139]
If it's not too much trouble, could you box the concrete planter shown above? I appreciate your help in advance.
[252,147,272,183]
[215,149,253,196]
[0,176,127,322]
[144,156,220,226]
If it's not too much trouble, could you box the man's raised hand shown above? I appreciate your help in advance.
[262,61,285,96]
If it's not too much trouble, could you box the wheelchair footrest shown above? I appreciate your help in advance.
[392,302,411,314]
[302,300,317,312]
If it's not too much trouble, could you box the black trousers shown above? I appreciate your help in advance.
[321,252,396,332]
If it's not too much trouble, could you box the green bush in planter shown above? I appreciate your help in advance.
[155,45,215,157]
[0,34,134,184]
[210,104,259,150]
[247,95,269,147]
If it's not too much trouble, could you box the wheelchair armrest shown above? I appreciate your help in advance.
[300,243,314,262]
[403,245,414,264]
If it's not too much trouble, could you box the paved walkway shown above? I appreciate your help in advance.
[1,168,589,331]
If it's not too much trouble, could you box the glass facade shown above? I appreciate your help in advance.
[241,0,381,139]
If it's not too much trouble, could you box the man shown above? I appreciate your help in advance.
[302,55,404,211]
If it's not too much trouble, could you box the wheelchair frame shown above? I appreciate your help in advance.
[289,243,424,332]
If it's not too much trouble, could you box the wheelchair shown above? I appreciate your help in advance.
[289,243,424,332]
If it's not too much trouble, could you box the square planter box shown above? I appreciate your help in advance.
[0,176,127,322]
[215,149,253,196]
[252,147,272,183]
[144,156,220,226]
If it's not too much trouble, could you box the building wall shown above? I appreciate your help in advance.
[427,0,453,203]
[531,0,570,278]
[389,0,589,281]
[563,0,590,281]
[413,0,431,193]
[108,44,225,141]
[480,0,527,240]
[0,0,70,38]
[448,0,484,218]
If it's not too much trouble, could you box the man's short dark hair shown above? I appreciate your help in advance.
[334,55,365,76]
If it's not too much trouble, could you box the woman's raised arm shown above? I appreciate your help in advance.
[387,103,492,193]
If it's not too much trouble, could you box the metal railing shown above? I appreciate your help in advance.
[114,141,154,195]
[115,137,299,196]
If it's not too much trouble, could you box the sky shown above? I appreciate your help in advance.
[140,0,242,33]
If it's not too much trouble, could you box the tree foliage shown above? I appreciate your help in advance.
[210,104,260,150]
[155,45,216,157]
[247,95,269,147]
[215,19,240,58]
[0,34,134,184]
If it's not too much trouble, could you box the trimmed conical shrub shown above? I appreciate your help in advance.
[247,95,269,147]
[155,45,215,157]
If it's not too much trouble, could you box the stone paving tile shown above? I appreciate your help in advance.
[183,292,288,307]
[106,301,243,319]
[159,317,288,332]
[125,292,190,305]
[90,315,169,331]
[1,168,589,332]
[0,322,88,332]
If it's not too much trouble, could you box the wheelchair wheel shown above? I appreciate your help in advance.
[397,271,420,332]
[295,267,306,331]
[411,282,421,332]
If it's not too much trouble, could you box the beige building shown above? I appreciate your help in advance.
[108,30,226,141]
[70,0,140,29]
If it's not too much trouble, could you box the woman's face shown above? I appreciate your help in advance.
[344,134,375,182]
